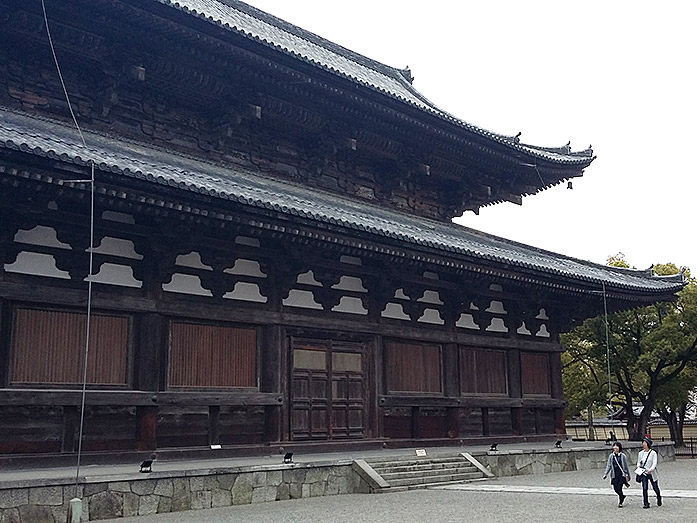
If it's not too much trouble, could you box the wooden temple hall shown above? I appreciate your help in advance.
[0,0,684,456]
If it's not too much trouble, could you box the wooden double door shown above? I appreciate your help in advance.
[290,338,367,440]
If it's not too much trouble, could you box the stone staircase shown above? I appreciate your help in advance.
[360,454,489,492]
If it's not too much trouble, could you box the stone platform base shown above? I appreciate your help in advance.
[0,443,675,522]
[0,461,368,522]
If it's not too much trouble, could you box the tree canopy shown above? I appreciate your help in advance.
[561,257,697,442]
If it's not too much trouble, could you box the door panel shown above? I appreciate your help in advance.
[290,341,366,440]
[290,345,329,440]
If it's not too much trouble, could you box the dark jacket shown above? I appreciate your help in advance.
[604,452,630,480]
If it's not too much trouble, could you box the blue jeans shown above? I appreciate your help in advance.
[641,474,661,506]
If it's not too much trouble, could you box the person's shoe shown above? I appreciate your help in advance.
[657,496,662,506]
[618,503,623,508]
[643,504,650,509]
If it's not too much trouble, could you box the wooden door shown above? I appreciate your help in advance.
[290,344,330,440]
[331,349,365,438]
[290,339,366,440]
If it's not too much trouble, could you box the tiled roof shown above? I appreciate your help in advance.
[152,0,594,166]
[0,109,682,296]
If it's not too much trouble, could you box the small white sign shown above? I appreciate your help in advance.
[210,444,222,450]
[415,449,427,457]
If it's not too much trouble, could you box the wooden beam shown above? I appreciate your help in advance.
[0,389,284,406]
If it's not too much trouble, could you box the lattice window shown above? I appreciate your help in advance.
[460,347,508,395]
[168,322,257,388]
[10,308,129,386]
[521,352,550,395]
[385,341,442,393]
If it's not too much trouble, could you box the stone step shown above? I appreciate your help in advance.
[387,471,484,487]
[368,459,467,470]
[373,464,479,477]
[368,456,466,465]
[375,477,490,494]
[380,467,479,481]
[371,462,477,474]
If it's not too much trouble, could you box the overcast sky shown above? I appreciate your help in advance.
[244,0,696,273]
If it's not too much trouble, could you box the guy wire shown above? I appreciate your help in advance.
[41,0,96,496]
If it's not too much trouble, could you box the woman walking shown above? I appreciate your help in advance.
[636,436,662,509]
[603,441,630,507]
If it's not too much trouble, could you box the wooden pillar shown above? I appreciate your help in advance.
[554,408,566,436]
[374,335,385,439]
[0,299,8,387]
[136,406,158,451]
[411,406,421,439]
[549,351,564,399]
[442,343,459,397]
[507,349,522,399]
[442,342,459,439]
[135,313,163,392]
[62,406,78,453]
[482,407,490,437]
[446,407,460,439]
[511,407,523,436]
[262,325,284,443]
[208,405,220,446]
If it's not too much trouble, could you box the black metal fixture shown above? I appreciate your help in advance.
[489,443,498,452]
[139,460,153,473]
[283,452,294,463]
[555,440,563,449]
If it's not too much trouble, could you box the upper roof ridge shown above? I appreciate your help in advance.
[154,0,594,165]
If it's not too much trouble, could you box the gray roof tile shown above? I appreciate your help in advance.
[0,109,682,295]
[154,0,593,166]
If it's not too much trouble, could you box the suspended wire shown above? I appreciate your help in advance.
[41,0,96,496]
[519,161,546,188]
[602,282,612,417]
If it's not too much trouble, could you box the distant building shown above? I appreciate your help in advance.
[0,0,684,455]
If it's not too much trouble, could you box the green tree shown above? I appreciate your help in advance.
[562,260,697,441]
[655,365,697,446]
[562,331,608,440]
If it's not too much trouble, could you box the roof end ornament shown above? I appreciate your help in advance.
[399,66,414,84]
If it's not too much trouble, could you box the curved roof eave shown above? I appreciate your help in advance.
[0,109,680,297]
[153,0,594,167]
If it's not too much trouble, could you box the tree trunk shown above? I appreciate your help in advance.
[625,397,640,441]
[677,404,687,447]
[665,411,679,444]
[587,405,595,441]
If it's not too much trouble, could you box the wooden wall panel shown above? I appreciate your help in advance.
[383,406,412,439]
[521,352,551,395]
[488,407,512,436]
[10,308,129,386]
[168,323,256,388]
[81,406,136,451]
[460,348,507,395]
[459,407,484,437]
[219,406,265,445]
[386,341,441,393]
[0,406,63,453]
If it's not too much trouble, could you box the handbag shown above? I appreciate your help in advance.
[634,467,644,483]
[635,450,653,483]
